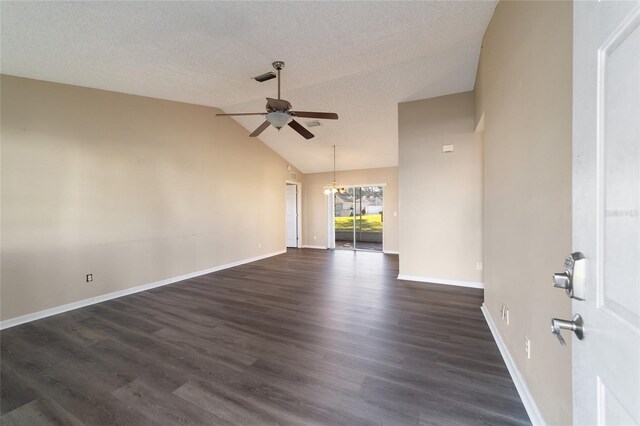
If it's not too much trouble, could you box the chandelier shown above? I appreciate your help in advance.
[323,145,345,195]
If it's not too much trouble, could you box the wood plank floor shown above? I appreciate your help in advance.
[1,249,530,425]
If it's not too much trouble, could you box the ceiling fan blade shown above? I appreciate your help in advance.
[291,111,338,120]
[216,112,267,116]
[288,119,314,140]
[249,121,271,137]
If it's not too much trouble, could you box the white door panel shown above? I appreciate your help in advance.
[573,2,640,425]
[285,184,298,248]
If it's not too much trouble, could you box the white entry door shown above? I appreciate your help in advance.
[573,2,640,425]
[285,184,298,248]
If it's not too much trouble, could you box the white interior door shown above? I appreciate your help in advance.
[285,184,298,248]
[573,2,640,425]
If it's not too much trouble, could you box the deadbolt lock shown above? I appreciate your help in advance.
[552,252,586,300]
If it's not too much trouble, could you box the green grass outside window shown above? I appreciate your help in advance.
[335,214,382,232]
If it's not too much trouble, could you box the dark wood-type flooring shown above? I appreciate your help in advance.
[1,249,530,425]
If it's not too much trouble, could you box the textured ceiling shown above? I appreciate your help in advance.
[1,1,496,173]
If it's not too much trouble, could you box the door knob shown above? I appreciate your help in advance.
[551,314,584,346]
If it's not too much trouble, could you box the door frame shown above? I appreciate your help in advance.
[332,182,386,252]
[285,180,302,249]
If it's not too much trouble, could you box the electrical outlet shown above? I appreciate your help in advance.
[86,274,93,283]
[258,242,262,249]
[476,262,483,271]
[313,235,317,240]
[525,337,531,359]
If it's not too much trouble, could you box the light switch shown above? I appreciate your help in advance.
[442,144,454,153]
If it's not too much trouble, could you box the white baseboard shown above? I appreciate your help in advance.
[397,274,484,289]
[481,303,546,426]
[301,245,327,249]
[383,250,399,255]
[0,250,286,330]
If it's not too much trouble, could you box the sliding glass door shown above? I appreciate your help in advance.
[334,188,355,249]
[334,186,383,251]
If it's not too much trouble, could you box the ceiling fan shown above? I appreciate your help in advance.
[216,61,338,140]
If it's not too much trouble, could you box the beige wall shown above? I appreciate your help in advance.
[475,1,573,424]
[301,167,398,252]
[398,91,483,284]
[0,75,301,321]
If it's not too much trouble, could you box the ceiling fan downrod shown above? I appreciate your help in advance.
[273,61,285,100]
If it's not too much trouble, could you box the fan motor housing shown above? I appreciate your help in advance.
[266,98,292,113]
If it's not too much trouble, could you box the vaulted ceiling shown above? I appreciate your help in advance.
[1,1,496,173]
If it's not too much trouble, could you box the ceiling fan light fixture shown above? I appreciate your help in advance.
[266,111,292,129]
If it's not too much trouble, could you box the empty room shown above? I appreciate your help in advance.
[1,1,638,425]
